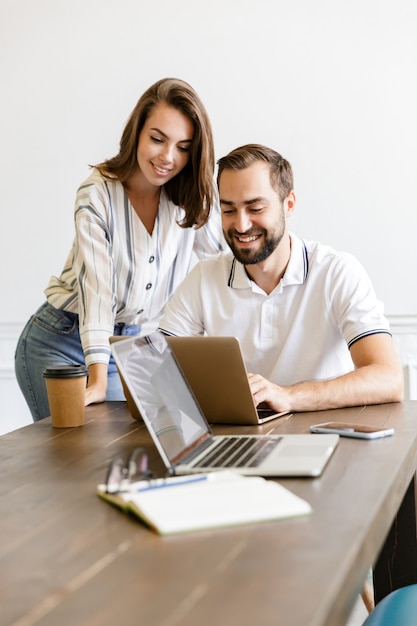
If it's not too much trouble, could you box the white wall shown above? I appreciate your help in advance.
[1,0,416,428]
[1,0,417,321]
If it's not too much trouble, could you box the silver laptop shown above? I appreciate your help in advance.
[111,332,339,477]
[166,336,289,424]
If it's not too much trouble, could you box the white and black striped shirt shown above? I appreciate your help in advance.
[45,169,224,366]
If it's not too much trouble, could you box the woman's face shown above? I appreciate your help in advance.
[136,101,194,187]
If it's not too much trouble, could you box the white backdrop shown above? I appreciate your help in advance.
[1,0,416,323]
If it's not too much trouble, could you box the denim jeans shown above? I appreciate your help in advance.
[15,302,140,422]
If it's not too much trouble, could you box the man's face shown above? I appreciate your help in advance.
[219,161,290,265]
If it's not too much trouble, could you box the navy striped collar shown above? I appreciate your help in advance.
[227,233,308,289]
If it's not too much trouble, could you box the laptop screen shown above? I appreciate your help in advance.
[113,333,212,466]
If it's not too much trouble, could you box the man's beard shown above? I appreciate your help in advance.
[225,227,284,265]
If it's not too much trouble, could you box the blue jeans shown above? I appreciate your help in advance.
[15,302,140,422]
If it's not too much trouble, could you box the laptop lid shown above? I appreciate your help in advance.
[166,336,288,424]
[111,333,339,477]
[111,333,215,470]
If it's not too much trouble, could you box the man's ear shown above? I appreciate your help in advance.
[285,191,296,216]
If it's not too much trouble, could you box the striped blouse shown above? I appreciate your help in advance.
[45,169,224,366]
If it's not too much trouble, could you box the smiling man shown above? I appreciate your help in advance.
[159,144,403,414]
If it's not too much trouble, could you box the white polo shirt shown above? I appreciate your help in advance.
[159,233,391,385]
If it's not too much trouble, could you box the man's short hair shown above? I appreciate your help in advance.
[217,144,294,203]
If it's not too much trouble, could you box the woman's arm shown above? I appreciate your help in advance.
[85,363,108,406]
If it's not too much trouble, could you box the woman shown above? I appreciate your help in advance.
[15,77,224,421]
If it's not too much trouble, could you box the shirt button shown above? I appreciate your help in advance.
[149,256,155,263]
[146,283,152,290]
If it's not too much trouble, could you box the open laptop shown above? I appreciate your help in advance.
[111,332,339,477]
[166,336,289,424]
[111,335,288,425]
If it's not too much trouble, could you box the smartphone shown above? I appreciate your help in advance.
[310,421,394,439]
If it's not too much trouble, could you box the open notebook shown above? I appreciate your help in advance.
[111,333,339,477]
[97,471,312,535]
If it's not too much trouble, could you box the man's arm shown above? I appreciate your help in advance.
[248,334,404,413]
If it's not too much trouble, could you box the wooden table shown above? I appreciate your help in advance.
[2,401,417,626]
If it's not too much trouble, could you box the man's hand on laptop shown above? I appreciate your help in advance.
[248,373,292,414]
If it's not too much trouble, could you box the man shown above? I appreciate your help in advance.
[159,144,403,413]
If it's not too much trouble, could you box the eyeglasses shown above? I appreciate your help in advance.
[105,448,155,494]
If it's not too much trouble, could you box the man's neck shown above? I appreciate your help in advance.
[244,234,291,295]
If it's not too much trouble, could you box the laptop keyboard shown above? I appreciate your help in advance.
[192,436,282,469]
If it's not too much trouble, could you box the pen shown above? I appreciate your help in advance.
[135,475,208,493]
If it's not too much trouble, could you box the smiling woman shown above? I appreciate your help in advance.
[124,102,195,234]
[14,77,225,423]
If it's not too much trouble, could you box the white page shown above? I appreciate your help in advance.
[107,472,312,534]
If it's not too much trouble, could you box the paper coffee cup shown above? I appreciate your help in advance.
[43,365,88,427]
